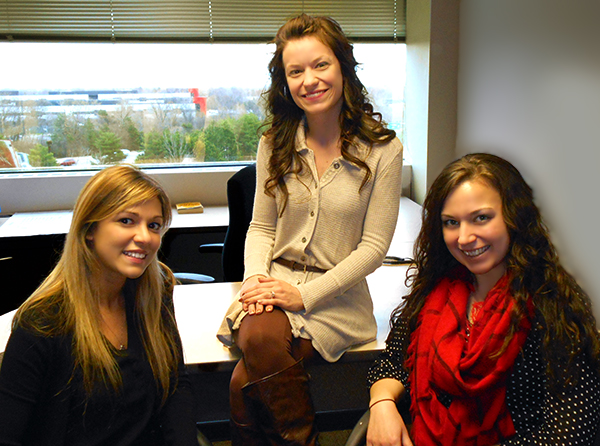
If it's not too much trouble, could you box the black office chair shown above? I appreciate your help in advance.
[221,163,256,282]
[196,429,213,446]
[173,271,215,285]
[174,164,256,285]
[344,410,369,446]
[195,163,256,281]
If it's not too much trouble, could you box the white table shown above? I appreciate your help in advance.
[173,266,412,368]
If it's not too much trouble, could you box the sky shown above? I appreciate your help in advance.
[1,42,405,93]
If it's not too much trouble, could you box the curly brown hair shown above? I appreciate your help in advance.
[392,153,600,390]
[262,14,396,215]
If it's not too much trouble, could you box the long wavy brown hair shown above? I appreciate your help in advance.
[15,165,180,403]
[392,153,600,390]
[262,13,396,214]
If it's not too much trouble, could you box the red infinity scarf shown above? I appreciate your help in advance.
[406,271,532,446]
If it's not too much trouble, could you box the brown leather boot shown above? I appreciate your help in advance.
[242,360,319,446]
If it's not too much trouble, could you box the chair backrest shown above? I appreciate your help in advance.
[222,164,256,282]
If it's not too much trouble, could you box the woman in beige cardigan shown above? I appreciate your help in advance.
[217,14,403,446]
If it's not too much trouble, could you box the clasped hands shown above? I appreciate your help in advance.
[240,276,304,315]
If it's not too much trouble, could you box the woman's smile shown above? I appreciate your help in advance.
[460,245,490,257]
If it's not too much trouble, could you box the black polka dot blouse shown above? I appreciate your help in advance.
[367,319,600,445]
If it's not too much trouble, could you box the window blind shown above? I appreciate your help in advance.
[0,0,405,43]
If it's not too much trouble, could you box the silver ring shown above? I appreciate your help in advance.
[271,290,275,298]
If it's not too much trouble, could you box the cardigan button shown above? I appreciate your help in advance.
[301,237,307,243]
[333,162,340,169]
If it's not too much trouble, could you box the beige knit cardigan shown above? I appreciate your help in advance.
[218,126,403,362]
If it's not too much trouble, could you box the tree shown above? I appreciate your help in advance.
[163,130,191,161]
[97,110,111,129]
[204,119,237,161]
[96,131,125,164]
[236,113,261,160]
[124,117,143,152]
[50,113,87,158]
[29,144,58,167]
[140,131,166,161]
[0,101,23,142]
[194,133,206,162]
[150,103,177,132]
[83,118,99,156]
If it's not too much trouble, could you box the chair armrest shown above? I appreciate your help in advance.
[344,410,370,446]
[173,272,215,284]
[196,428,213,446]
[198,243,224,254]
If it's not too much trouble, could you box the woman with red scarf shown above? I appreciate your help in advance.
[366,153,600,446]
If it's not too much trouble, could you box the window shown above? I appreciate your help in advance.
[0,41,405,170]
[0,0,406,172]
[0,1,407,214]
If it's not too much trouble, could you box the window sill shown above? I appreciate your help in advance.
[0,163,412,216]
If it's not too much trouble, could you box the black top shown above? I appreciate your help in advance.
[0,283,197,446]
[367,318,600,445]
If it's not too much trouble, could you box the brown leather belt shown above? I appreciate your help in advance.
[273,257,328,274]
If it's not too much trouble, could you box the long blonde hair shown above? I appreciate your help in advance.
[14,165,179,402]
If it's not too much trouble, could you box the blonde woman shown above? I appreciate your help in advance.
[0,165,197,445]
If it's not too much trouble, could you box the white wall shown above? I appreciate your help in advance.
[457,1,600,315]
[405,0,459,203]
[0,168,234,214]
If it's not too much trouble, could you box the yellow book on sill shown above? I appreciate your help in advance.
[176,202,204,214]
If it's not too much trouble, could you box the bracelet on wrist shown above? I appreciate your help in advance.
[369,398,396,409]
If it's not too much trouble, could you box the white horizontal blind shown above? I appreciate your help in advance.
[0,0,404,43]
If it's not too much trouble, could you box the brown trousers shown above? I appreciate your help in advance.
[230,308,319,425]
